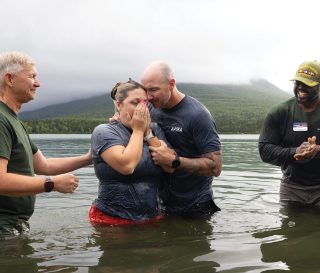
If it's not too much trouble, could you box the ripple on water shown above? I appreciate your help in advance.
[2,135,294,273]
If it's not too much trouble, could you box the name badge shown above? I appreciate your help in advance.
[293,122,308,131]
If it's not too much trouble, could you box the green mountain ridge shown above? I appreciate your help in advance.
[20,93,114,120]
[20,80,292,134]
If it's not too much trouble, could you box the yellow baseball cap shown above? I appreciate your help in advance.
[291,61,320,87]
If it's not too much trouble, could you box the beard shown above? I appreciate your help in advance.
[294,89,319,106]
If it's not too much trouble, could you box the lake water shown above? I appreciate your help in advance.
[1,134,320,273]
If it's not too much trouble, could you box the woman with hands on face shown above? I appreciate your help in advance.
[89,79,170,225]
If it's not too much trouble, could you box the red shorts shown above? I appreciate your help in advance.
[89,205,164,226]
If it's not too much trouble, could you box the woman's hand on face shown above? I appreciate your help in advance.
[144,107,151,136]
[130,102,148,132]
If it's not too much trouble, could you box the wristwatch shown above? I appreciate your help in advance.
[144,130,154,141]
[171,153,181,169]
[44,176,54,192]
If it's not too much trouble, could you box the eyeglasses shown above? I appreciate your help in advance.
[294,80,319,92]
[111,78,146,100]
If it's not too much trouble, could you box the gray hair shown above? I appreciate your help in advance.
[0,52,35,86]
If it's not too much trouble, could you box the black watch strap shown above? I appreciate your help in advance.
[44,176,54,192]
[171,153,181,169]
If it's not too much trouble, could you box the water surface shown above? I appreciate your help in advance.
[1,134,319,273]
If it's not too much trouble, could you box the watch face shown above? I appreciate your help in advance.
[45,181,54,192]
[172,156,181,168]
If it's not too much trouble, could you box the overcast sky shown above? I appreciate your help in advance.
[1,0,319,110]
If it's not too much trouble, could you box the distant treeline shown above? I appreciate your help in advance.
[23,118,107,134]
[210,104,268,133]
[23,115,265,134]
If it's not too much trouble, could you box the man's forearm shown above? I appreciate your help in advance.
[34,150,92,175]
[179,151,222,177]
[44,155,92,174]
[259,143,296,166]
[0,173,45,196]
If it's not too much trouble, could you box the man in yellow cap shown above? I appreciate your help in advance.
[259,60,320,206]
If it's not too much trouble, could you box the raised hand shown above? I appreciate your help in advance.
[149,140,176,167]
[129,101,148,132]
[294,136,317,161]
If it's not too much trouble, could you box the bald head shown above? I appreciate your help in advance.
[141,61,174,84]
[140,61,181,109]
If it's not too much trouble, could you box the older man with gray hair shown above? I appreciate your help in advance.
[0,52,92,237]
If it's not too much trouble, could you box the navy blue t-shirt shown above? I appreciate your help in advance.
[91,122,166,221]
[150,95,221,214]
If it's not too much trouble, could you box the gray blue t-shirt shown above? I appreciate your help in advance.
[91,121,166,220]
[150,95,221,215]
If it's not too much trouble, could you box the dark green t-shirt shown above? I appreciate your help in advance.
[0,102,38,228]
[259,97,320,185]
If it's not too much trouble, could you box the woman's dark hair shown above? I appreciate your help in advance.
[110,78,146,103]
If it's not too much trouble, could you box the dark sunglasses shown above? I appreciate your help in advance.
[294,80,319,92]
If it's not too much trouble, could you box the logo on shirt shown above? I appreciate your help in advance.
[171,126,182,133]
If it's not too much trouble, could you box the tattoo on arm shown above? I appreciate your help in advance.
[180,151,222,177]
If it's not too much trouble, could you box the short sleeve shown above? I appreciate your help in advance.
[22,123,38,155]
[29,138,38,154]
[0,120,13,159]
[91,123,126,158]
[191,109,221,154]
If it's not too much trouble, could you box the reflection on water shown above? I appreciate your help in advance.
[0,236,40,272]
[2,134,317,272]
[88,218,217,273]
[254,205,320,273]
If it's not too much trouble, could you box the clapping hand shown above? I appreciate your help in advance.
[294,136,317,161]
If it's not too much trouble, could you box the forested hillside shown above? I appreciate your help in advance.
[21,80,291,134]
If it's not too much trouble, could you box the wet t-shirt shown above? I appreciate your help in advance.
[91,121,166,221]
[150,95,221,214]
